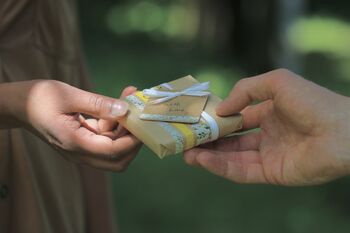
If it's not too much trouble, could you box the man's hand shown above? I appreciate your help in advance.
[184,69,350,185]
[1,80,141,172]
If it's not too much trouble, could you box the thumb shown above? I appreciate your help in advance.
[70,89,129,120]
[216,69,285,116]
[98,86,138,133]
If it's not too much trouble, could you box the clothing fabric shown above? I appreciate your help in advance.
[0,0,114,232]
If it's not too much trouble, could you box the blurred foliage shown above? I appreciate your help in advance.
[289,16,350,84]
[106,1,200,42]
[78,0,350,232]
[289,17,350,57]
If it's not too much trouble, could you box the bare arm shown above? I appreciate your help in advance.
[0,80,141,172]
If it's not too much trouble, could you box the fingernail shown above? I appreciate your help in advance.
[110,101,129,117]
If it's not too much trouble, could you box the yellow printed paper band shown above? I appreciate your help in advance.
[134,91,149,103]
[171,123,196,150]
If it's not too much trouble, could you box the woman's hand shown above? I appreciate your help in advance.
[0,80,141,172]
[184,69,350,185]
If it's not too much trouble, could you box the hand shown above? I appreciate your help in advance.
[184,69,350,185]
[4,80,141,172]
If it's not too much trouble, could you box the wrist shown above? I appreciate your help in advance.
[336,96,350,176]
[0,81,34,129]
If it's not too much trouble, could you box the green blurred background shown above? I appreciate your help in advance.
[78,0,350,232]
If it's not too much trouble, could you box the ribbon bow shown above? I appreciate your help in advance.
[143,82,210,104]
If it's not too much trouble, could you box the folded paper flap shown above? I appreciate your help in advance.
[158,145,173,159]
[141,75,209,123]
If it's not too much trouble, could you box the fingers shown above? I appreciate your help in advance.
[216,69,292,116]
[184,132,260,165]
[240,100,272,130]
[199,132,261,152]
[184,149,267,184]
[69,89,129,121]
[120,86,138,98]
[71,127,141,160]
[56,121,141,172]
[79,115,99,134]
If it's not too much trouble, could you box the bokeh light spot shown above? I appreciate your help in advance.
[288,17,350,58]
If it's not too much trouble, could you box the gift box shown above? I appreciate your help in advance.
[119,75,242,158]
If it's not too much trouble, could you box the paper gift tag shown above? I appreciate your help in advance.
[139,76,209,123]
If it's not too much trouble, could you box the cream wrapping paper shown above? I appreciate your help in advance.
[119,76,243,158]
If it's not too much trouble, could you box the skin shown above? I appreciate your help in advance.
[184,69,350,186]
[0,80,142,172]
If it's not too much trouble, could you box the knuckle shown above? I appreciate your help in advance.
[233,78,249,92]
[48,79,62,87]
[242,105,254,112]
[37,80,66,91]
[274,68,293,76]
[89,95,110,115]
[31,80,59,98]
[61,114,80,130]
[38,79,57,87]
[270,68,294,83]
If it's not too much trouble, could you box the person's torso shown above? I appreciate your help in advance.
[0,0,91,232]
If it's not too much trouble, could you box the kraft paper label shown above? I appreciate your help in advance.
[140,76,209,123]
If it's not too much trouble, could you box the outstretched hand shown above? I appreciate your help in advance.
[184,69,350,185]
[8,80,142,172]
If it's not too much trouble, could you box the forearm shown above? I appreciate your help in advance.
[336,95,350,174]
[0,81,30,129]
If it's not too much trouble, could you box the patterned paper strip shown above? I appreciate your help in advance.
[158,122,185,153]
[140,114,199,123]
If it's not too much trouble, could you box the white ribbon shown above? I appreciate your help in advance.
[143,82,210,104]
[159,83,174,90]
[201,111,219,141]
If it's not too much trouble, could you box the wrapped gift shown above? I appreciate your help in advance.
[119,75,242,158]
